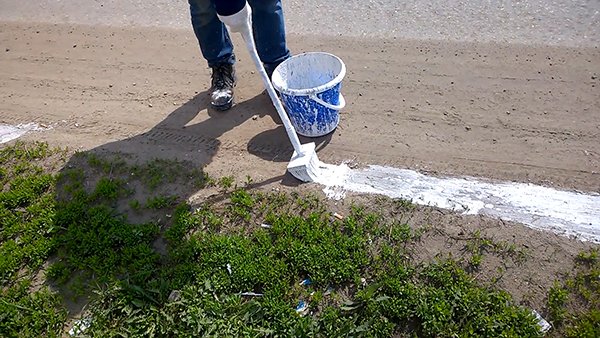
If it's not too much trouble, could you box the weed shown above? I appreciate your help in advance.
[392,198,415,212]
[0,142,67,337]
[565,309,600,338]
[46,261,71,285]
[191,168,211,189]
[0,141,51,163]
[548,281,569,323]
[130,158,195,190]
[218,175,235,191]
[91,177,125,201]
[389,222,412,243]
[228,189,255,222]
[547,249,600,334]
[86,152,127,175]
[0,281,67,337]
[464,230,528,269]
[129,199,141,211]
[0,141,591,337]
[576,248,598,265]
[145,195,178,209]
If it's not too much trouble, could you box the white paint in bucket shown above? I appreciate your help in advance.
[320,165,600,243]
[0,123,49,144]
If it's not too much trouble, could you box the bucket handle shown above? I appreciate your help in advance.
[309,93,346,110]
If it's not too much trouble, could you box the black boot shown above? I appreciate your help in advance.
[210,63,236,111]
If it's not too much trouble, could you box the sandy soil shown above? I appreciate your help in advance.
[1,22,598,193]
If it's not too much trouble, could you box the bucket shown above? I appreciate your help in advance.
[272,52,346,137]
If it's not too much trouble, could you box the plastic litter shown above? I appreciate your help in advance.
[333,212,344,220]
[168,290,181,302]
[68,317,92,336]
[260,223,272,229]
[532,309,551,333]
[226,263,232,275]
[299,278,312,286]
[240,292,263,297]
[295,300,309,316]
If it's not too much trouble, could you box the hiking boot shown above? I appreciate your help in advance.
[210,63,236,111]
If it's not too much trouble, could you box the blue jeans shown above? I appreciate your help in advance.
[188,0,291,75]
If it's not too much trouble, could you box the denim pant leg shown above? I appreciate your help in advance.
[248,0,291,74]
[188,0,235,67]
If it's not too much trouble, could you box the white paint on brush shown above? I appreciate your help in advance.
[0,123,49,144]
[320,165,600,243]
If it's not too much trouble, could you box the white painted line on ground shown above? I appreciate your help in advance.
[318,165,600,243]
[0,123,49,144]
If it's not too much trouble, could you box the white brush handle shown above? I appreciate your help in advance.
[219,5,304,155]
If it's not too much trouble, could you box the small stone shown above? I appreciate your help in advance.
[592,75,597,80]
[108,84,113,88]
[252,114,258,120]
[358,93,363,96]
[132,82,136,86]
[168,290,181,302]
[148,103,153,107]
[163,92,168,95]
[465,126,471,131]
[5,48,9,52]
[72,44,77,48]
[506,111,511,115]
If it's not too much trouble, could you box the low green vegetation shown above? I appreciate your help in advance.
[0,141,597,337]
[546,248,599,337]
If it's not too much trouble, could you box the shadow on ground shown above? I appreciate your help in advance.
[49,89,333,316]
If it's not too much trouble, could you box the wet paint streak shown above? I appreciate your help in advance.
[0,123,48,144]
[320,165,600,243]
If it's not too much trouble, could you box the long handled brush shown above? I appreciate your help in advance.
[217,2,324,182]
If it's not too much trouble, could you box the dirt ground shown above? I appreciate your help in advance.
[1,21,599,192]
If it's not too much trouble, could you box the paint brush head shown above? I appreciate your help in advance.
[287,142,322,182]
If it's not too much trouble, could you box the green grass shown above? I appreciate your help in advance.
[464,230,528,270]
[145,194,178,209]
[0,142,67,336]
[0,141,597,337]
[547,248,600,337]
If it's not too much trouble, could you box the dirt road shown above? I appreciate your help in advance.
[1,22,599,191]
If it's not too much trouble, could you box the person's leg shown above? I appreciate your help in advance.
[247,0,291,77]
[189,0,236,110]
[189,0,235,66]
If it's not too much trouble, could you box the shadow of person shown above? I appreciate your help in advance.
[247,125,334,163]
[88,89,276,166]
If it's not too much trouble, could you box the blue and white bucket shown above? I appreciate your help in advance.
[272,52,346,137]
